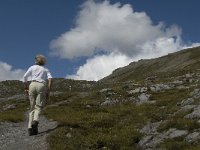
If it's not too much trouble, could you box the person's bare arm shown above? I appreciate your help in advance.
[24,82,29,96]
[46,78,52,100]
[47,78,52,92]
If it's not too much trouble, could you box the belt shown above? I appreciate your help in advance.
[32,80,43,83]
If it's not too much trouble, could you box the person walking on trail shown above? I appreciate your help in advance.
[23,54,52,136]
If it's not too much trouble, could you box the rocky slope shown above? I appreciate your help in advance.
[1,46,200,149]
[100,46,200,83]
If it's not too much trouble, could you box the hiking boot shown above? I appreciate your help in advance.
[28,128,33,136]
[31,121,39,135]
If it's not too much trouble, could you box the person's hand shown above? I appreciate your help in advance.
[24,89,29,96]
[46,90,50,100]
[24,90,29,100]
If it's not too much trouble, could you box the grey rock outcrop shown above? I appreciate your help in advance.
[139,128,188,149]
[185,132,200,143]
[179,98,194,107]
[185,105,200,119]
[175,105,196,115]
[100,98,119,106]
[3,104,16,111]
[140,121,161,135]
[136,93,151,105]
[150,84,171,92]
[128,87,147,94]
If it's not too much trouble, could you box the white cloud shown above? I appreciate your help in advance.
[50,0,200,81]
[0,61,25,81]
[67,52,133,81]
[50,1,182,59]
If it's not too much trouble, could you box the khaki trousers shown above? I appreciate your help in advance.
[28,82,46,128]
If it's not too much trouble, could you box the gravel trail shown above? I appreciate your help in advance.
[0,113,57,150]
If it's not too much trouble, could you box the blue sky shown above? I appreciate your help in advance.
[0,0,200,81]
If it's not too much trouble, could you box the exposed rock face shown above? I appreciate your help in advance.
[128,87,147,94]
[101,98,120,106]
[0,81,23,98]
[99,88,113,93]
[136,93,151,105]
[167,129,188,139]
[3,104,16,111]
[175,105,196,115]
[185,105,200,119]
[136,72,200,149]
[139,128,188,149]
[179,98,195,107]
[185,132,200,143]
[139,120,190,149]
[140,122,162,135]
[150,84,172,92]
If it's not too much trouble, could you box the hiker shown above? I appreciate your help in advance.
[23,54,52,136]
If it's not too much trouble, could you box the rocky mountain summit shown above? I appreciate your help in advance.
[1,46,200,149]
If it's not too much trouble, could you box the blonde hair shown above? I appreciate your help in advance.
[35,54,47,66]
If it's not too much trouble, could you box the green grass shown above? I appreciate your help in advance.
[44,83,195,149]
[45,98,145,150]
[161,138,200,150]
[0,100,28,122]
[158,117,200,132]
[47,92,75,105]
[160,138,190,150]
[43,63,200,150]
[150,88,200,132]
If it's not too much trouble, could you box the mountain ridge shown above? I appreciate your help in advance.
[100,46,200,83]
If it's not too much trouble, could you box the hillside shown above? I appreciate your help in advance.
[100,46,200,83]
[1,47,200,149]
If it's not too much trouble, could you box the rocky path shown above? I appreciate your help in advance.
[0,113,57,150]
[0,92,85,150]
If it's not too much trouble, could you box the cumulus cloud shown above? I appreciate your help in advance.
[50,0,199,81]
[50,1,181,59]
[0,61,25,81]
[67,52,133,81]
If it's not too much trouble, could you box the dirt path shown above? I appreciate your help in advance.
[0,93,87,150]
[0,113,57,150]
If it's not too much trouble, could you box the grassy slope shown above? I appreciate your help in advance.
[0,100,29,122]
[44,86,200,149]
[100,46,200,83]
[0,47,200,149]
[45,93,143,149]
[43,47,200,150]
[0,78,95,123]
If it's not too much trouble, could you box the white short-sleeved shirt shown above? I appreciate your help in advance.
[23,65,52,83]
